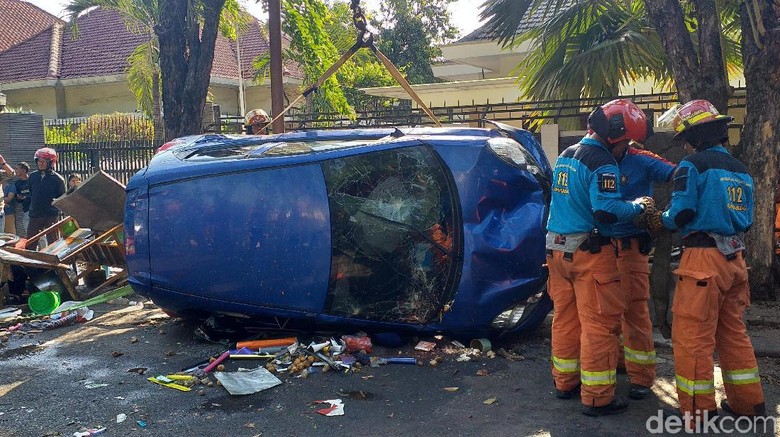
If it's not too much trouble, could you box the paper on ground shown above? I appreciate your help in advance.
[314,399,345,416]
[214,367,282,395]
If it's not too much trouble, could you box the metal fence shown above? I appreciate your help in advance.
[279,88,748,131]
[38,89,750,184]
[45,114,156,185]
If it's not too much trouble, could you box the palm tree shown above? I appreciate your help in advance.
[479,0,741,107]
[67,0,164,142]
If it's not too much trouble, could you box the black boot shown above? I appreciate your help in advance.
[555,383,581,400]
[721,399,767,417]
[582,395,629,416]
[628,383,652,400]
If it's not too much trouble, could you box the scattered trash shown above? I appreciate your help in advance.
[371,357,418,365]
[342,335,372,353]
[476,368,489,376]
[314,399,345,416]
[451,340,465,348]
[43,312,78,330]
[136,420,147,428]
[469,338,492,353]
[147,375,191,392]
[0,308,22,322]
[214,367,282,395]
[236,337,297,350]
[111,351,124,358]
[84,382,109,389]
[496,348,524,361]
[483,397,497,405]
[73,427,106,436]
[414,341,436,352]
[116,413,127,423]
[127,367,148,375]
[51,285,133,313]
[443,387,459,392]
[129,337,138,344]
[203,351,230,373]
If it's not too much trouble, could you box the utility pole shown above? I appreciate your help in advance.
[268,0,285,133]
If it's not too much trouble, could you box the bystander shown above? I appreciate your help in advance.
[13,162,30,238]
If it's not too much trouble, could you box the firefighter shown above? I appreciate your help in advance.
[244,108,271,135]
[612,141,676,399]
[547,99,654,416]
[645,99,765,428]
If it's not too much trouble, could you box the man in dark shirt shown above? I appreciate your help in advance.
[28,148,65,247]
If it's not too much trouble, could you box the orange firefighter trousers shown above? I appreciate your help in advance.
[616,239,656,388]
[672,248,764,420]
[548,246,624,407]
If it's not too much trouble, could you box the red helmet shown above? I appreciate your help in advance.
[34,147,58,165]
[671,99,732,138]
[587,99,652,145]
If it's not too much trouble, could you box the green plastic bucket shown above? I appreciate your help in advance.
[28,291,61,315]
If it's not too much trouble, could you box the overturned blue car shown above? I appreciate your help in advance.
[124,125,553,338]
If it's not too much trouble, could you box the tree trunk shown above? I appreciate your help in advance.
[643,0,728,111]
[157,0,226,141]
[736,1,780,300]
[152,62,164,145]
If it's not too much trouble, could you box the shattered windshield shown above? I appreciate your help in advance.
[322,146,459,324]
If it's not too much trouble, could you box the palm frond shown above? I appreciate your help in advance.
[127,41,159,117]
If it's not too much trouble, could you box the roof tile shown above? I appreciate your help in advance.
[0,0,62,53]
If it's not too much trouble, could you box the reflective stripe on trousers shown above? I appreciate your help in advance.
[581,369,617,386]
[722,367,761,385]
[552,356,580,373]
[623,346,656,365]
[675,374,715,396]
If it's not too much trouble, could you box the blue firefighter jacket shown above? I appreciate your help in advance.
[613,147,677,237]
[661,145,753,237]
[547,137,643,236]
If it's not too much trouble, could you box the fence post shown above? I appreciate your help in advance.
[541,123,560,158]
[213,104,222,134]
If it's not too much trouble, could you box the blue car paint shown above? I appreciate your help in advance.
[125,127,551,337]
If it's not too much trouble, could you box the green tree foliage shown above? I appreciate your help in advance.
[281,0,354,117]
[480,0,742,102]
[254,1,394,115]
[373,0,457,84]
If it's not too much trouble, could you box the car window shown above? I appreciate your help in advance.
[322,146,458,323]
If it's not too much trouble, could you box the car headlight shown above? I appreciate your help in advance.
[491,290,545,329]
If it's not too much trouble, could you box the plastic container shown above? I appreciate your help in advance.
[470,338,492,353]
[28,291,61,315]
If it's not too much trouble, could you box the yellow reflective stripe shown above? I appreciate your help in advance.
[623,346,656,365]
[677,111,717,132]
[676,374,715,395]
[581,369,617,386]
[552,356,580,373]
[723,368,761,385]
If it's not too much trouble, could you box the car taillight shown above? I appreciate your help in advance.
[156,141,177,155]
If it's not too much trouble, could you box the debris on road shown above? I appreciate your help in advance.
[314,399,345,416]
[213,367,282,395]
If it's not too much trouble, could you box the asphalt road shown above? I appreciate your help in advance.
[0,298,777,437]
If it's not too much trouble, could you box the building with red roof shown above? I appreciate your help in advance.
[0,1,302,119]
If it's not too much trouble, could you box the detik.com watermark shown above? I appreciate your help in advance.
[646,409,776,434]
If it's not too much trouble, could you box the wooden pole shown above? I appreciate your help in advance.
[268,0,285,133]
